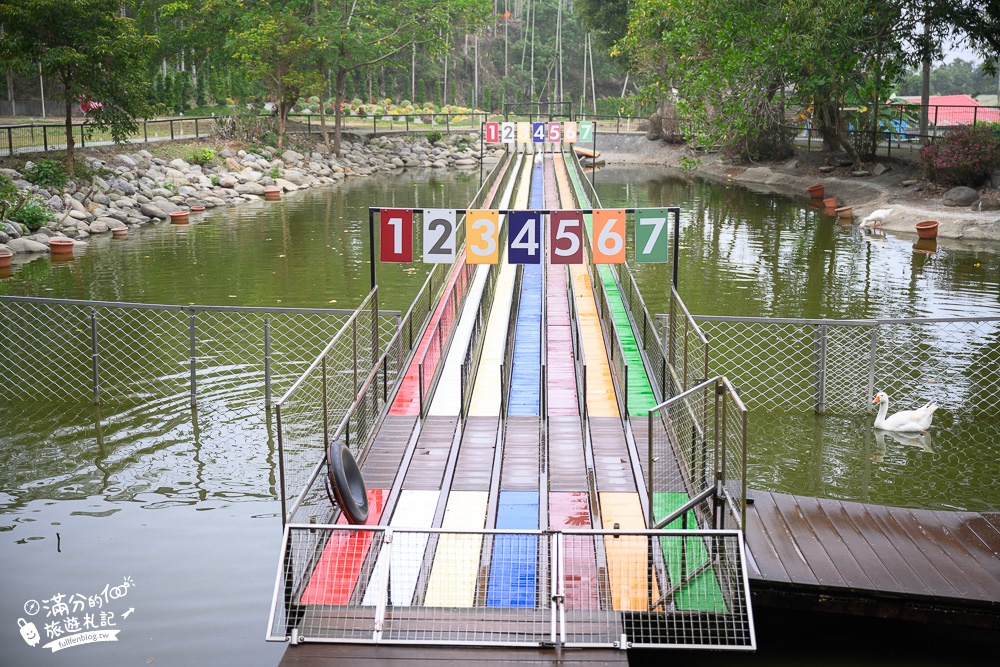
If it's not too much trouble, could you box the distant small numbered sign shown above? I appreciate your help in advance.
[531,122,546,143]
[466,209,500,264]
[579,121,594,142]
[508,211,542,265]
[501,122,516,144]
[635,208,670,263]
[592,209,625,264]
[516,122,531,144]
[547,122,561,143]
[380,208,413,263]
[563,121,579,143]
[484,122,500,144]
[423,209,457,263]
[550,210,583,264]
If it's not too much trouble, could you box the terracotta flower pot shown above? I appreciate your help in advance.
[915,220,939,240]
[807,184,825,200]
[0,249,12,268]
[835,205,853,219]
[112,227,128,238]
[190,205,206,212]
[264,188,282,201]
[169,211,190,224]
[823,197,837,208]
[48,237,75,254]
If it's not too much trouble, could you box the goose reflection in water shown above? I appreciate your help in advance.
[871,429,934,462]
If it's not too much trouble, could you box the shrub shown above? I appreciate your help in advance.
[0,174,19,210]
[920,124,1000,187]
[426,130,443,145]
[189,147,215,166]
[9,196,52,230]
[23,159,68,189]
[268,165,284,179]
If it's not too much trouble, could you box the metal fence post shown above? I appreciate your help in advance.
[90,308,101,404]
[170,119,175,141]
[189,309,198,406]
[143,119,148,143]
[866,325,879,411]
[264,317,272,409]
[814,324,827,414]
[42,125,48,152]
[6,127,12,156]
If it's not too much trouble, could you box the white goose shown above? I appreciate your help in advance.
[859,208,892,229]
[872,391,937,432]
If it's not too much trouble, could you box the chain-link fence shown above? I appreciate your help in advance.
[267,525,754,650]
[0,295,402,406]
[648,377,748,531]
[676,315,1000,418]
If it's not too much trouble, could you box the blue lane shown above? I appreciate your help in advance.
[486,491,539,607]
[508,157,545,416]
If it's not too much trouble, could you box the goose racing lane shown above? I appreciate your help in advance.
[326,440,369,524]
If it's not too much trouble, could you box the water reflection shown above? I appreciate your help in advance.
[871,429,934,462]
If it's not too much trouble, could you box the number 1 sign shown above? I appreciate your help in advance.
[380,208,412,262]
[484,122,500,144]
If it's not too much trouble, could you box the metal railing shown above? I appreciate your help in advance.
[267,525,754,650]
[663,288,710,398]
[0,117,218,157]
[0,295,402,405]
[671,314,1000,417]
[499,265,524,415]
[648,377,748,531]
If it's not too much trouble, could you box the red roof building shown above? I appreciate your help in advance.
[899,94,999,126]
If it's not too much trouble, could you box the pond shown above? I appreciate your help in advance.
[1,165,998,666]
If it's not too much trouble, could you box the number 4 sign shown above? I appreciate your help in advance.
[508,211,541,264]
[635,208,670,263]
[380,208,412,262]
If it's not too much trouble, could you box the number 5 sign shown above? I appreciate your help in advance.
[591,210,625,264]
[380,208,413,262]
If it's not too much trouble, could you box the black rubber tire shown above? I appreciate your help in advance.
[326,440,369,525]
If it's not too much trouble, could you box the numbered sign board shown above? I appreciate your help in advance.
[484,122,500,144]
[508,211,541,264]
[635,208,670,263]
[547,122,561,143]
[466,210,500,264]
[501,122,516,144]
[380,208,413,262]
[579,121,594,142]
[516,122,531,144]
[531,122,546,143]
[563,122,578,143]
[592,209,625,264]
[550,210,583,264]
[423,209,457,263]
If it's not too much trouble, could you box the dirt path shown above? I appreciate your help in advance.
[594,134,1000,245]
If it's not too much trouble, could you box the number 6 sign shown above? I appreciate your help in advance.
[592,209,625,264]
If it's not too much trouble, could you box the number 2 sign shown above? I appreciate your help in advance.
[380,208,412,262]
[423,209,456,263]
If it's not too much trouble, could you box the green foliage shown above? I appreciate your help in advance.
[268,165,284,179]
[0,174,19,211]
[24,159,69,189]
[677,156,701,172]
[189,147,215,166]
[426,130,444,145]
[9,196,53,230]
[920,124,1000,187]
[896,59,998,98]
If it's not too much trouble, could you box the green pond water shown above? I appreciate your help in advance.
[1,165,998,666]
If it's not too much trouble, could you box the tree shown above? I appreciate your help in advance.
[311,0,490,155]
[0,0,155,174]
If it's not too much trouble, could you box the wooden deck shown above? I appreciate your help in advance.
[744,491,1000,627]
[279,643,627,666]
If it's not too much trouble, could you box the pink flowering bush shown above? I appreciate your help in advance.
[920,124,1000,187]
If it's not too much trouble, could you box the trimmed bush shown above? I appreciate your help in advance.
[920,124,1000,187]
[24,159,68,189]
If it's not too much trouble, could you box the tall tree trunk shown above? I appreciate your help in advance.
[64,95,75,175]
[334,68,347,157]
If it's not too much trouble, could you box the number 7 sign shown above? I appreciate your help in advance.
[635,208,670,263]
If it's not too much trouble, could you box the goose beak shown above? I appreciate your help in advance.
[872,395,881,404]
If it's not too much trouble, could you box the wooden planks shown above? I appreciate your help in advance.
[745,491,1000,609]
[279,642,628,666]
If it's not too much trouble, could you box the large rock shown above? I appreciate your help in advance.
[114,154,137,168]
[273,178,299,192]
[282,149,304,163]
[972,195,1000,211]
[6,237,50,253]
[140,203,169,219]
[943,186,980,207]
[89,219,111,234]
[235,182,266,195]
